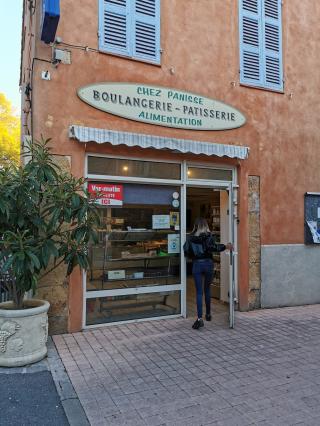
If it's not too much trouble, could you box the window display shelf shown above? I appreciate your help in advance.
[98,229,178,241]
[105,253,178,262]
[102,274,177,283]
[90,242,168,249]
[103,239,170,243]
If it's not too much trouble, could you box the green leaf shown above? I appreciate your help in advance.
[71,194,80,209]
[73,227,87,242]
[17,216,24,228]
[26,251,41,270]
[0,256,14,273]
[31,275,38,294]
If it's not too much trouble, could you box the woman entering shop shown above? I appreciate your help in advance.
[184,217,232,329]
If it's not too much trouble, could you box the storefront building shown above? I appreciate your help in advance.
[20,0,320,333]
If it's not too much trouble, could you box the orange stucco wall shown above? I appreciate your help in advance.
[21,0,320,328]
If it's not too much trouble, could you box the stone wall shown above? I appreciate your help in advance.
[36,155,72,335]
[248,176,261,309]
[37,263,69,335]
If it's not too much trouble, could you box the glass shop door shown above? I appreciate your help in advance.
[185,164,237,328]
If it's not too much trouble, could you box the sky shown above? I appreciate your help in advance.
[0,1,23,112]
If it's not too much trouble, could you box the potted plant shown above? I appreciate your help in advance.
[0,138,98,367]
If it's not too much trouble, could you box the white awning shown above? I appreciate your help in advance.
[69,125,249,160]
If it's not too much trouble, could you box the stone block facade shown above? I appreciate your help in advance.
[248,176,261,309]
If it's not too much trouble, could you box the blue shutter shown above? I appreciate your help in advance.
[99,0,131,56]
[132,0,160,63]
[262,0,283,90]
[239,0,263,86]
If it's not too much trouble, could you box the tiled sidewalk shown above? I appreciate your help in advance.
[54,305,320,426]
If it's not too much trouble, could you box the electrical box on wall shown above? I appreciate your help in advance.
[41,0,60,44]
[54,49,71,64]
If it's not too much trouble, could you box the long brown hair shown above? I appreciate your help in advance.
[192,217,210,236]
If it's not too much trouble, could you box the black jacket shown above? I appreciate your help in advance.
[183,232,226,260]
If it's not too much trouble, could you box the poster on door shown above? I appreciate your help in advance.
[88,183,123,206]
[152,215,170,229]
[168,234,180,253]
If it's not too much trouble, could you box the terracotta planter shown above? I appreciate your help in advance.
[0,299,50,367]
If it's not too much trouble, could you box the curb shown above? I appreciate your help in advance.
[47,337,90,426]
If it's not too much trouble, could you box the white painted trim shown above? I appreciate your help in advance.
[186,162,235,171]
[82,269,87,329]
[186,180,231,188]
[228,182,235,328]
[233,186,239,303]
[86,174,182,185]
[180,169,187,318]
[84,314,182,329]
[85,284,182,299]
[86,151,182,165]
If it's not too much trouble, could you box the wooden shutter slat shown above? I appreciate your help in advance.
[105,0,126,6]
[265,23,279,52]
[265,57,281,84]
[136,0,156,17]
[104,11,127,49]
[243,0,258,14]
[135,22,156,56]
[243,52,260,80]
[243,18,259,47]
[264,0,278,19]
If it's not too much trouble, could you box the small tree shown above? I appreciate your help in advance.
[0,93,20,165]
[0,138,98,309]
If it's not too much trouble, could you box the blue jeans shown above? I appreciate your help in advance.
[192,259,213,318]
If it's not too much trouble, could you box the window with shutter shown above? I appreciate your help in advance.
[239,0,283,91]
[99,0,161,64]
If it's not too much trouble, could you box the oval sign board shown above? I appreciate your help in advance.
[77,82,246,131]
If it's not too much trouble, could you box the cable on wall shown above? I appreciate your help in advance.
[28,57,53,141]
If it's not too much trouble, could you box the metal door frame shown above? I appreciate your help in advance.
[182,162,238,328]
[228,182,237,328]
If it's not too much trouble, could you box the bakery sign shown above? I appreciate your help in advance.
[77,82,246,131]
[88,183,123,206]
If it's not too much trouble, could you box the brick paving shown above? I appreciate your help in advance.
[54,305,320,426]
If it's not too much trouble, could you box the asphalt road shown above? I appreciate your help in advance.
[0,371,69,426]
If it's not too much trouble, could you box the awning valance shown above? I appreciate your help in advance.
[69,125,249,160]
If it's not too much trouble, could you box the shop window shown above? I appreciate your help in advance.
[239,0,283,91]
[87,183,181,292]
[187,167,232,181]
[98,0,161,64]
[87,156,181,180]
